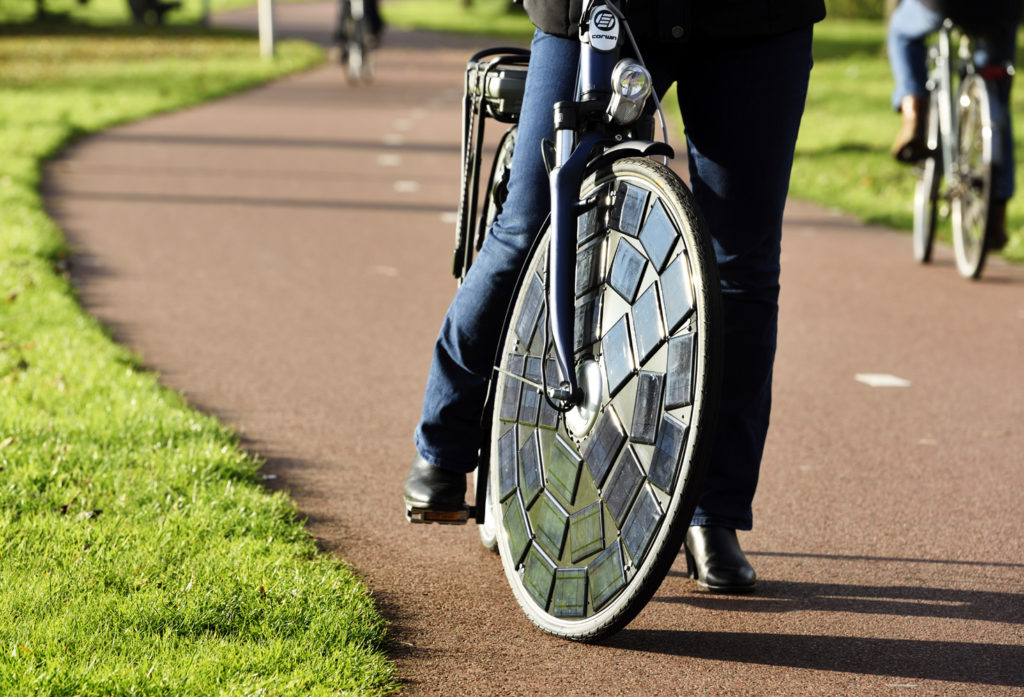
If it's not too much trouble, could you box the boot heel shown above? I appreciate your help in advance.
[684,543,697,579]
[684,526,757,593]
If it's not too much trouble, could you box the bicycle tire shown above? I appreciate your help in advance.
[481,126,518,241]
[346,37,364,85]
[913,92,941,263]
[951,73,993,279]
[489,156,722,641]
[475,468,499,553]
[336,6,353,67]
[362,45,376,84]
[477,127,519,554]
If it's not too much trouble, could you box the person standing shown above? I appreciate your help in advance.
[404,0,826,594]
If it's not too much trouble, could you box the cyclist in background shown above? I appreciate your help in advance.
[336,0,384,48]
[888,0,1021,249]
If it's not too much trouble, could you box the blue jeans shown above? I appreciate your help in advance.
[888,0,1017,200]
[415,27,814,531]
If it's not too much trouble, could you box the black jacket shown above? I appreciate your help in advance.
[919,0,1023,26]
[522,0,826,43]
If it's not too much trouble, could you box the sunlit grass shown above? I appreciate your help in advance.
[0,0,254,25]
[383,0,534,40]
[0,26,397,696]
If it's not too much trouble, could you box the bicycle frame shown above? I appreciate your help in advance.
[913,16,1015,278]
[460,0,675,526]
[546,0,672,405]
[930,24,957,184]
[929,21,1006,199]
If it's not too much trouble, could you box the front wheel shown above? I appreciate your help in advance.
[346,37,364,85]
[342,18,375,85]
[951,74,993,279]
[489,157,722,641]
[475,469,499,553]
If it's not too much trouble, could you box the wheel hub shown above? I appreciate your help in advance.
[565,359,603,439]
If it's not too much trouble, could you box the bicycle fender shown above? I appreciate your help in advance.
[549,136,674,400]
[584,140,675,176]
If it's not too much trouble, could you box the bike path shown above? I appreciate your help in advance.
[44,4,1024,694]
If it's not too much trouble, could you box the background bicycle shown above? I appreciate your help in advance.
[335,0,383,84]
[907,18,1015,278]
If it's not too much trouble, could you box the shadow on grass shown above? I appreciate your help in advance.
[813,29,886,61]
[797,141,887,157]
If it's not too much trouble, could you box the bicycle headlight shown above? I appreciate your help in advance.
[607,59,652,125]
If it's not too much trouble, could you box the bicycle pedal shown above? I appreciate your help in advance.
[405,504,472,525]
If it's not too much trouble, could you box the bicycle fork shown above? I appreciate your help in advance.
[544,0,664,411]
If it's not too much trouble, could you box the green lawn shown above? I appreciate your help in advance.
[383,2,1023,260]
[383,0,534,40]
[0,18,397,697]
[0,0,255,24]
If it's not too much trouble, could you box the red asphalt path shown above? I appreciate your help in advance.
[44,4,1024,694]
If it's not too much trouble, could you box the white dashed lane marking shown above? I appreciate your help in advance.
[855,373,911,387]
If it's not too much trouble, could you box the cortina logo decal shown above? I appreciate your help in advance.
[593,10,616,31]
[587,5,619,52]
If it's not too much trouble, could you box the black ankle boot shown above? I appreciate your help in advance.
[891,94,930,163]
[986,199,1009,251]
[684,526,757,594]
[403,456,469,524]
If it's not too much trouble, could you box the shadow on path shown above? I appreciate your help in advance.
[97,131,460,153]
[660,576,1024,625]
[50,189,453,214]
[608,628,1023,687]
[615,564,1024,686]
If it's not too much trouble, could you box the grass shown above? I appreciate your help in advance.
[382,3,1023,260]
[383,0,534,40]
[0,0,256,25]
[0,17,397,697]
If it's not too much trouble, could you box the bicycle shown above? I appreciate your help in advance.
[426,0,724,641]
[913,19,1010,279]
[336,0,375,85]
